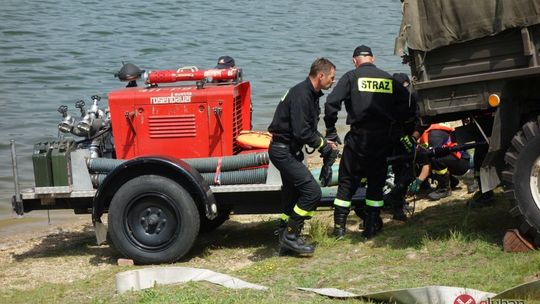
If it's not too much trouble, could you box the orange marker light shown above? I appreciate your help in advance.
[488,94,500,107]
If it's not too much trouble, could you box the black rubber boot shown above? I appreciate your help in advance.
[387,196,407,221]
[467,190,494,208]
[450,175,460,190]
[353,202,366,222]
[332,206,349,239]
[277,219,304,255]
[280,217,315,255]
[428,172,451,201]
[384,185,408,221]
[466,179,479,194]
[274,219,287,237]
[383,194,407,221]
[362,206,382,239]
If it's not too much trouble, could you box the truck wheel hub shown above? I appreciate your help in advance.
[140,208,167,233]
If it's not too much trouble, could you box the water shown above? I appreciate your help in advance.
[0,0,407,218]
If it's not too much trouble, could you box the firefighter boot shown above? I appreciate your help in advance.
[280,217,315,255]
[428,172,452,201]
[332,206,349,239]
[392,199,407,221]
[450,174,460,190]
[362,206,382,239]
[467,190,494,208]
[278,219,308,256]
[277,219,290,256]
[384,187,407,221]
[466,178,479,194]
[274,219,287,237]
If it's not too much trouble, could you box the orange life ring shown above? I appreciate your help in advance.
[236,131,272,149]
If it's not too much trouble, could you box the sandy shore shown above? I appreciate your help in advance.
[0,210,92,250]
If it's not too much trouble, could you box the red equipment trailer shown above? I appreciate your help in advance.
[10,65,337,264]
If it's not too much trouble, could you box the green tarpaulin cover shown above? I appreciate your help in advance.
[395,0,540,53]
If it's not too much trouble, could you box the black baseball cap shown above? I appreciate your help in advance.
[215,56,235,69]
[352,45,373,57]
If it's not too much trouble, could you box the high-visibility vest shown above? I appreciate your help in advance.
[419,124,461,159]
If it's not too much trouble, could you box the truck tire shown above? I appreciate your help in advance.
[503,118,540,245]
[108,175,200,264]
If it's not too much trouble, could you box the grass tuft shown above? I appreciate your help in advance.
[308,217,339,248]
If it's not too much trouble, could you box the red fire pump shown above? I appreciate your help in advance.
[108,68,251,159]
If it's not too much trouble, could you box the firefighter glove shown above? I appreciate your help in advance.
[325,127,342,145]
[400,135,416,153]
[408,178,423,194]
[318,140,333,158]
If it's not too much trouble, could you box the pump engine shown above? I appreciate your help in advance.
[108,66,251,159]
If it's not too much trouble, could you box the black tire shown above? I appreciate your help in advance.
[502,118,540,245]
[108,175,200,264]
[199,208,230,233]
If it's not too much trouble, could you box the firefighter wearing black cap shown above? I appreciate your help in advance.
[268,57,337,255]
[215,55,235,69]
[383,72,423,221]
[324,45,416,238]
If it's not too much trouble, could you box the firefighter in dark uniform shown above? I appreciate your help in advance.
[268,58,338,255]
[323,45,416,239]
[383,73,423,221]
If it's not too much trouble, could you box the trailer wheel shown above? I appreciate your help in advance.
[503,118,540,245]
[108,175,200,264]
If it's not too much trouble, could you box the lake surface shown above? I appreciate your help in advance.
[0,0,408,218]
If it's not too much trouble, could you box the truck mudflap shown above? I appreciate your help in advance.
[479,96,525,192]
[92,155,218,227]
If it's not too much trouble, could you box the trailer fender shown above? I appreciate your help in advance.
[92,156,217,224]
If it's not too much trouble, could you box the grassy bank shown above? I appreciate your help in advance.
[1,191,540,304]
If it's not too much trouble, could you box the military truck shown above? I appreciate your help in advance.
[395,0,540,244]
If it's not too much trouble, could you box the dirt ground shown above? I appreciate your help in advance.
[0,213,108,290]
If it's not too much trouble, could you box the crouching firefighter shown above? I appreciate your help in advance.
[268,58,337,255]
[409,123,471,200]
[323,45,415,239]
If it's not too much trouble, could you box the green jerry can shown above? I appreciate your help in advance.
[32,142,53,187]
[51,139,75,186]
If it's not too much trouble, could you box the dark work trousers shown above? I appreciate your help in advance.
[387,143,415,201]
[269,142,321,219]
[427,129,471,177]
[336,130,391,204]
[432,154,470,176]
